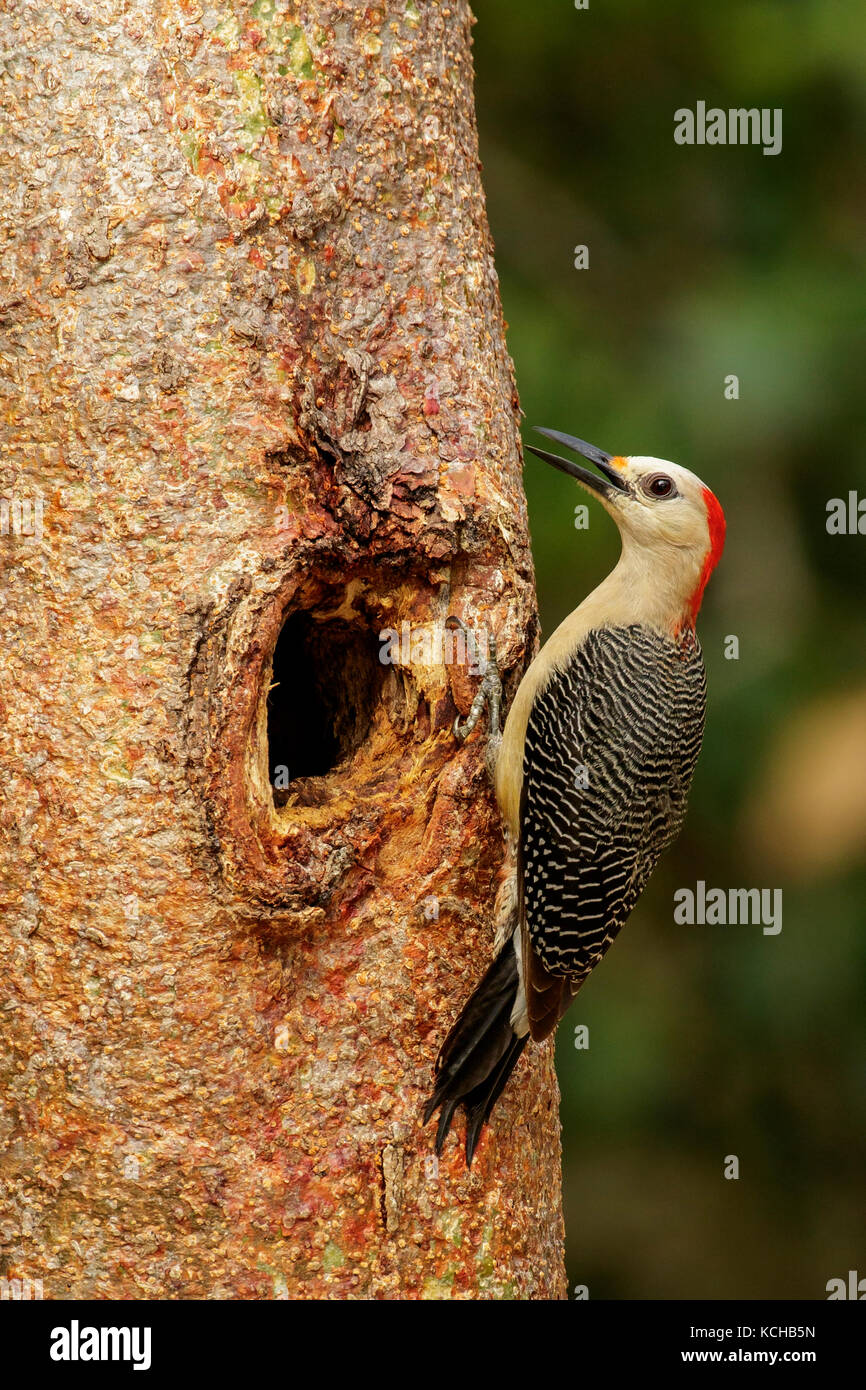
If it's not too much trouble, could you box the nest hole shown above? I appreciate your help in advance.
[267,611,385,805]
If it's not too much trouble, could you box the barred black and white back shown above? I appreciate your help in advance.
[519,623,706,1037]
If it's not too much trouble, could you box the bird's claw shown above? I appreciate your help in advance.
[447,615,502,748]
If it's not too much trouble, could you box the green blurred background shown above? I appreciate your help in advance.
[471,0,866,1298]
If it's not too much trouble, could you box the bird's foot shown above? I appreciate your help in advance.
[446,615,502,781]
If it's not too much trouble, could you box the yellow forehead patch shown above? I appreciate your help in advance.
[608,455,628,472]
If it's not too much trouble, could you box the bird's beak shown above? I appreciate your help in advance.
[526,427,630,499]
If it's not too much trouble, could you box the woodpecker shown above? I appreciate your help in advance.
[424,428,726,1164]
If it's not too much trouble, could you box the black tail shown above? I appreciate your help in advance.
[423,939,529,1166]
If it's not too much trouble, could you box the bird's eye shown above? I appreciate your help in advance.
[642,473,677,499]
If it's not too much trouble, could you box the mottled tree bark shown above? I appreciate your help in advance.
[0,0,565,1298]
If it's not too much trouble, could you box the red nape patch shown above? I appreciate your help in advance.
[683,487,726,627]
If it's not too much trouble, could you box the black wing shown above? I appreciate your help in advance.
[520,624,706,1037]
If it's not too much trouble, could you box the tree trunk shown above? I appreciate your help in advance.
[0,0,565,1299]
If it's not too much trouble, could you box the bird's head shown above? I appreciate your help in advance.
[527,427,726,628]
